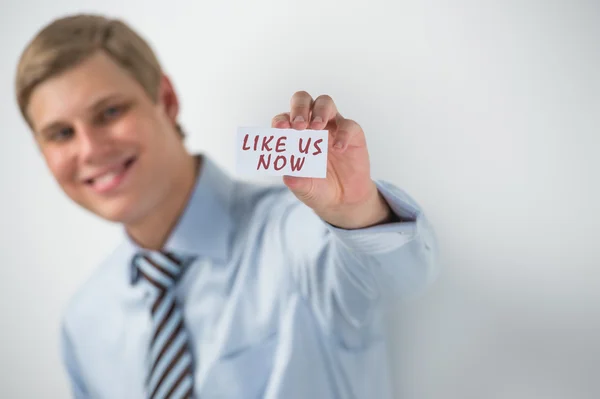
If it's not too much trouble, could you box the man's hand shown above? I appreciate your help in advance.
[272,91,396,230]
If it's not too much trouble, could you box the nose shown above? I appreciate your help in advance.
[76,124,118,164]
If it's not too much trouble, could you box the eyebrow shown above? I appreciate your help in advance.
[37,93,126,136]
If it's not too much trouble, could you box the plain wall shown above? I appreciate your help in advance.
[1,0,598,397]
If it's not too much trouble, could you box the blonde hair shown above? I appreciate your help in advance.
[15,13,184,136]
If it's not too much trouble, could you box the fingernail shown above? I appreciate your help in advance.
[334,140,343,149]
[312,116,323,124]
[293,116,305,123]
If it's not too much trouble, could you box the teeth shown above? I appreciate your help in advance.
[93,170,120,186]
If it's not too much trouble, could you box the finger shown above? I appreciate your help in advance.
[332,116,362,152]
[290,91,313,130]
[309,95,337,130]
[271,112,291,129]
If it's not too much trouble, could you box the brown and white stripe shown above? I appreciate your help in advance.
[135,252,195,399]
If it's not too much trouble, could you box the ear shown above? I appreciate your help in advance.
[157,74,179,124]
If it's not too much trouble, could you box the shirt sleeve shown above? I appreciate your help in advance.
[60,321,89,399]
[279,179,440,342]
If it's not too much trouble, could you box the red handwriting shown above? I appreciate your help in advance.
[242,133,323,172]
[257,154,306,171]
[312,139,323,155]
[242,134,280,152]
[299,138,323,155]
[276,136,286,152]
[242,134,259,151]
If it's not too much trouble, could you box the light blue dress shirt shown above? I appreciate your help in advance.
[60,154,439,399]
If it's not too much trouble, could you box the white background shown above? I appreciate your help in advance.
[1,0,599,398]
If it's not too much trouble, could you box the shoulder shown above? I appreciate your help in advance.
[61,241,132,332]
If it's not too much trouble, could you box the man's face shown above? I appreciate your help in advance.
[28,51,182,224]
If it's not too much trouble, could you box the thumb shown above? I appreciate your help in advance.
[282,175,315,202]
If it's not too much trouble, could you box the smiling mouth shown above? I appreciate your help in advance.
[85,156,137,193]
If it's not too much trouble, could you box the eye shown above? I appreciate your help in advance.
[96,103,129,125]
[103,105,122,120]
[50,127,75,142]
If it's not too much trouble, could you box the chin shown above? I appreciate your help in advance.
[85,199,144,224]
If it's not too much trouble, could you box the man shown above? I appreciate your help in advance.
[16,13,439,399]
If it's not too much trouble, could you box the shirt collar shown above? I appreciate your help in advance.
[123,154,235,284]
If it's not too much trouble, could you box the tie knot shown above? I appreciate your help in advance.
[133,251,189,291]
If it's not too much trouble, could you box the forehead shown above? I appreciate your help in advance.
[27,51,145,131]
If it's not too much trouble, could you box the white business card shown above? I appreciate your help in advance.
[236,127,328,178]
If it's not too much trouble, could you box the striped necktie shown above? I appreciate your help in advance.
[134,251,196,399]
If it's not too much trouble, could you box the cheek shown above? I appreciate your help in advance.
[43,148,77,186]
[113,111,155,145]
[117,115,142,135]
